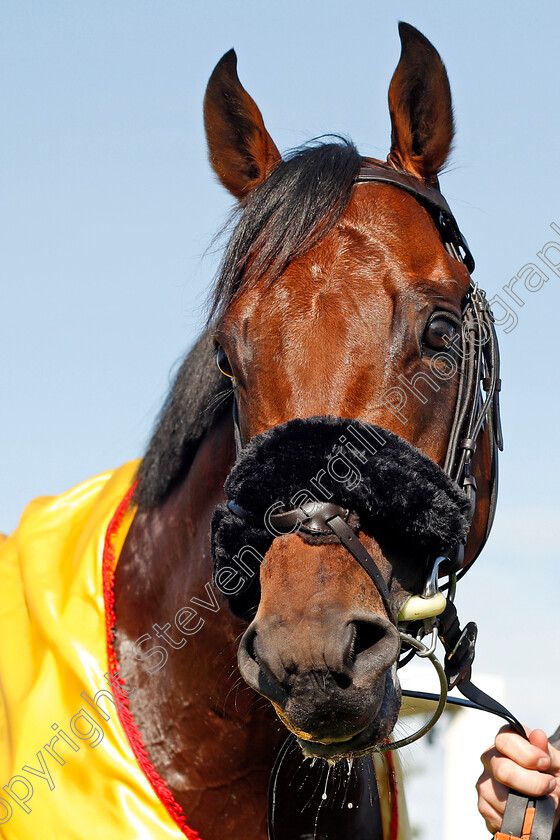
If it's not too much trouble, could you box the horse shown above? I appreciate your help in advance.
[0,22,500,840]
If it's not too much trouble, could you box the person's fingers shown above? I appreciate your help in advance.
[481,747,502,773]
[495,728,551,771]
[478,797,504,835]
[476,770,508,834]
[482,751,556,798]
[543,740,560,774]
[529,729,549,753]
[476,768,508,807]
[496,723,532,739]
[528,728,555,770]
[479,728,560,834]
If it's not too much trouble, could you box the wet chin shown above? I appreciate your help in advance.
[295,671,401,760]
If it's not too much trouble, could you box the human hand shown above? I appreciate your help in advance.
[477,726,560,834]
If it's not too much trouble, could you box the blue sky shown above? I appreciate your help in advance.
[2,0,559,832]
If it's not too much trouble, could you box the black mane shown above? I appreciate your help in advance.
[208,139,362,319]
[134,140,362,509]
[133,330,231,510]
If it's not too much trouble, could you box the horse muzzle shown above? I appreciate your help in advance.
[237,609,402,758]
[211,415,471,752]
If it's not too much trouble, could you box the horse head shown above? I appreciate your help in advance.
[205,24,498,760]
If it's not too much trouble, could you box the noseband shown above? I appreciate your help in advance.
[211,163,523,744]
[213,415,472,626]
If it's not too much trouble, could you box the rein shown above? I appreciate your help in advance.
[213,163,551,840]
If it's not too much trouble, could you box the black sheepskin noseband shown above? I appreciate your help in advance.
[211,416,471,620]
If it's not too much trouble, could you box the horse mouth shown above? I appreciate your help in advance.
[292,668,401,760]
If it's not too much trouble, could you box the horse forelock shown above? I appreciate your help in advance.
[207,139,362,322]
[135,139,367,510]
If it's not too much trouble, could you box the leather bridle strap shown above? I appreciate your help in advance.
[326,514,397,625]
[355,163,502,573]
[435,599,526,735]
[356,164,475,272]
[495,791,556,840]
[268,502,396,626]
[443,282,503,571]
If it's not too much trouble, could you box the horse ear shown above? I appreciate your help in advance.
[204,50,281,199]
[387,23,454,184]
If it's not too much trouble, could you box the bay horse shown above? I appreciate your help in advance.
[0,22,501,840]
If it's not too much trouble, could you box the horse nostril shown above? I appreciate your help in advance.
[350,620,388,661]
[346,616,400,685]
[246,627,260,665]
[237,624,287,707]
[238,625,259,671]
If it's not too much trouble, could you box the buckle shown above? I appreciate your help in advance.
[269,501,350,536]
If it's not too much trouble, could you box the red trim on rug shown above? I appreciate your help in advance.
[384,751,399,840]
[102,483,201,840]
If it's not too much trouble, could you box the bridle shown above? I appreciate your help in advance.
[356,163,502,575]
[218,164,553,838]
[223,162,516,734]
[231,163,502,567]
[349,165,517,739]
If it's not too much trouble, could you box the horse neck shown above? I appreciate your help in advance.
[115,409,236,630]
[113,410,282,839]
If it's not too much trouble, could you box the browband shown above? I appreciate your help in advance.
[356,164,475,273]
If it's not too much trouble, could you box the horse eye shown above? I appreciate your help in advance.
[216,346,235,379]
[423,315,458,351]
